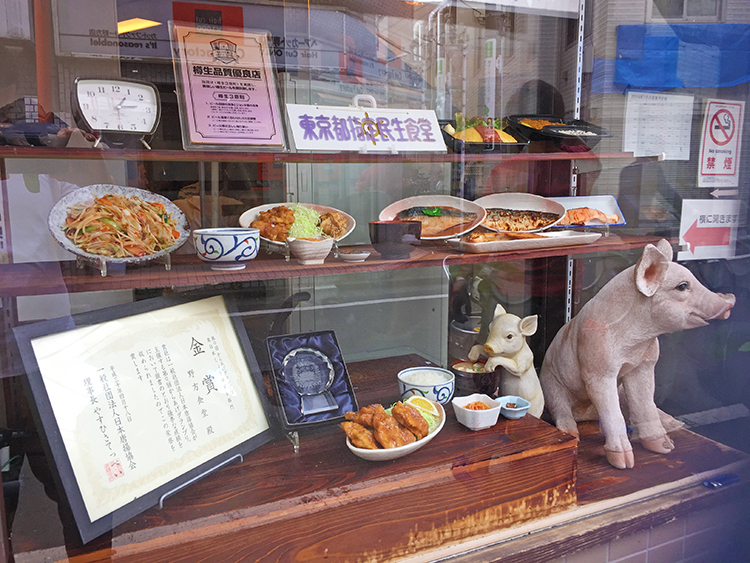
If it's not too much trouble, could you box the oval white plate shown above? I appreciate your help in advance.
[473,192,565,233]
[238,203,355,247]
[378,195,486,240]
[447,230,601,254]
[48,184,189,264]
[346,401,445,461]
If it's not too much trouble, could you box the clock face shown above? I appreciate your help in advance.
[74,78,160,135]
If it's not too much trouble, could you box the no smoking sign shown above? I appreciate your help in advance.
[698,99,744,188]
[709,109,734,146]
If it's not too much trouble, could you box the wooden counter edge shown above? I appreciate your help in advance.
[396,459,750,563]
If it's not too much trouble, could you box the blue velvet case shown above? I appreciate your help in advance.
[266,331,358,429]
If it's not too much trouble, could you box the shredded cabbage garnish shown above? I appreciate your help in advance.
[288,203,324,238]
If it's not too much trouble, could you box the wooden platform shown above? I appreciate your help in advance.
[8,355,749,563]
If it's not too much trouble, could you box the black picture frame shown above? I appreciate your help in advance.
[13,294,277,544]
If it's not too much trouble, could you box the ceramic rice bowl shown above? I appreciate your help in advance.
[193,228,260,270]
[397,367,455,405]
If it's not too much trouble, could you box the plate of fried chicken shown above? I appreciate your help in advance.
[340,400,445,461]
[238,203,355,247]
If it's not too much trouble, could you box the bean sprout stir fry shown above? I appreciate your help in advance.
[63,193,181,258]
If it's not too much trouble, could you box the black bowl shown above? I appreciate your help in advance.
[369,221,421,260]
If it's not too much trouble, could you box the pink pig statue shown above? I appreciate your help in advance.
[468,304,545,418]
[540,239,735,469]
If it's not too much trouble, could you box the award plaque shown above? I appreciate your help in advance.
[282,348,337,415]
[266,331,358,429]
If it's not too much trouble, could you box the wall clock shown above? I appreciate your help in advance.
[72,77,161,149]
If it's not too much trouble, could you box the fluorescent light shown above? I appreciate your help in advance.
[117,18,161,35]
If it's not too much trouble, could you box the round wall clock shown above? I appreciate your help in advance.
[72,77,161,149]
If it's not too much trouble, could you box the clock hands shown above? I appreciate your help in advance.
[114,97,138,110]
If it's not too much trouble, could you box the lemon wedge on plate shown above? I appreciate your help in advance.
[404,396,439,417]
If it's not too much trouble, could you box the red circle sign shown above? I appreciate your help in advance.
[710,109,734,146]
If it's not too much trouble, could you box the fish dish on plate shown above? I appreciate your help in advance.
[394,206,479,238]
[378,195,486,240]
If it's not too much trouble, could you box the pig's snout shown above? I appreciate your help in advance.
[709,293,735,320]
[483,343,498,355]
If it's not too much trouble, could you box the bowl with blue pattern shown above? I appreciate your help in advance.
[397,366,455,405]
[193,228,260,270]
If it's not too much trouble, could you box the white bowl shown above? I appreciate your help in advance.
[498,395,531,419]
[287,237,334,265]
[346,402,445,461]
[339,248,371,262]
[193,228,260,270]
[452,394,501,431]
[397,367,455,405]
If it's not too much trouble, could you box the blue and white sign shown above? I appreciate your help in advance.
[286,102,446,153]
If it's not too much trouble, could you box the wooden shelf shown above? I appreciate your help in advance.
[8,354,748,563]
[0,145,644,164]
[0,234,664,297]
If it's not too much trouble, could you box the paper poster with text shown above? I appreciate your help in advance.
[698,99,744,188]
[171,23,285,149]
[678,199,740,261]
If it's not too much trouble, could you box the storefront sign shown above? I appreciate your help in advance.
[286,103,446,153]
[677,199,740,261]
[698,99,744,188]
[171,23,286,149]
[53,0,118,57]
[14,295,275,543]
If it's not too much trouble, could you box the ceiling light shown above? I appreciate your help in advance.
[117,18,162,35]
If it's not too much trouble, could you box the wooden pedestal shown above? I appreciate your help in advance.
[7,354,748,563]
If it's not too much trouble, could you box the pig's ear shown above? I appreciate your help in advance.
[655,239,673,261]
[520,315,538,337]
[493,304,507,318]
[635,244,670,297]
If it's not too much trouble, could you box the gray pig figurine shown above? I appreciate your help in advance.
[540,239,735,469]
[468,304,545,417]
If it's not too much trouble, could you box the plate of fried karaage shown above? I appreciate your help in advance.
[340,400,445,461]
[238,203,355,248]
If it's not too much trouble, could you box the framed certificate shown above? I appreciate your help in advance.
[13,294,277,543]
[170,23,286,150]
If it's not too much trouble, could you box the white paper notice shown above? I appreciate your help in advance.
[30,296,269,522]
[623,92,694,160]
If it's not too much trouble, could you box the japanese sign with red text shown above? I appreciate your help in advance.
[698,99,744,188]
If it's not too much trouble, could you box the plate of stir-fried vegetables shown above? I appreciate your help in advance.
[48,185,189,263]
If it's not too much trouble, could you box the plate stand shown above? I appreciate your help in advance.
[154,253,173,271]
[76,255,109,277]
[286,431,300,453]
[157,453,244,508]
[74,253,173,277]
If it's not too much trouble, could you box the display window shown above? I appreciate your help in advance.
[0,1,748,561]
